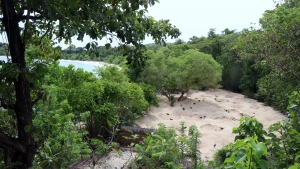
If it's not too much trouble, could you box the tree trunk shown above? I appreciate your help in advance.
[0,1,40,168]
[177,91,185,101]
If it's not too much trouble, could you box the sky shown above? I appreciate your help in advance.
[0,0,276,49]
[146,0,276,41]
[65,0,276,49]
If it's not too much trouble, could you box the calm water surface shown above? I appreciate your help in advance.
[0,56,104,72]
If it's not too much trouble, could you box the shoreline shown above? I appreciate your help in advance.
[0,56,117,67]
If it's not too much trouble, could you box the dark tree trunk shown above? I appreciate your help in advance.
[0,1,41,168]
[177,91,185,101]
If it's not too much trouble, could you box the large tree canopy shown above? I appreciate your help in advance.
[139,49,222,101]
[0,0,180,168]
[236,1,300,81]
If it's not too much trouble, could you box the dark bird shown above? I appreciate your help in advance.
[167,113,169,115]
[200,117,202,119]
[198,100,200,102]
[170,118,173,120]
[220,127,224,130]
[204,116,206,118]
[182,108,185,110]
[214,144,216,148]
[193,102,196,104]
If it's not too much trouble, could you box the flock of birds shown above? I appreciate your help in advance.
[165,97,224,148]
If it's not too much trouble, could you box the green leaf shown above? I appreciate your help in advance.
[107,120,112,127]
[236,149,247,163]
[234,162,244,168]
[224,156,235,163]
[67,0,77,9]
[208,161,214,166]
[233,140,245,150]
[251,142,267,159]
[259,160,268,169]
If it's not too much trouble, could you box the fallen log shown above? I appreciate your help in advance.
[117,126,153,146]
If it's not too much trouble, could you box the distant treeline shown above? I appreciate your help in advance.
[2,27,297,113]
[60,27,298,113]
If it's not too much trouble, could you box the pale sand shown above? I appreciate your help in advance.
[73,89,288,168]
[61,59,115,67]
[135,89,288,162]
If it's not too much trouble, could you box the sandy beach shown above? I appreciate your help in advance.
[0,56,118,69]
[61,59,115,67]
[75,89,288,168]
[135,89,288,162]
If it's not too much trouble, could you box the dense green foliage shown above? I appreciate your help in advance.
[0,0,180,167]
[1,63,158,168]
[129,122,205,169]
[210,91,300,168]
[137,48,222,102]
[1,0,300,168]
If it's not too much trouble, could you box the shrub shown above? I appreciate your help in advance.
[129,122,204,169]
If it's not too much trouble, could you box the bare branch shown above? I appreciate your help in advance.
[23,4,32,48]
[20,15,44,20]
[35,134,48,149]
[21,6,43,15]
[0,130,26,154]
[31,93,43,107]
[39,21,52,45]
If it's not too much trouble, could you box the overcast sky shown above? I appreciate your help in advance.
[66,0,276,49]
[0,0,276,49]
[146,0,276,41]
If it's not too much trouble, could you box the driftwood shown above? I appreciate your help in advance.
[117,126,153,146]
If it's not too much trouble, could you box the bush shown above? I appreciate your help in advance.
[212,144,233,167]
[129,122,205,169]
[138,83,159,107]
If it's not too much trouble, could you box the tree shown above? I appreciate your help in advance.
[168,49,222,100]
[139,49,222,101]
[173,38,186,45]
[237,2,300,81]
[221,28,236,35]
[0,0,180,168]
[235,1,300,109]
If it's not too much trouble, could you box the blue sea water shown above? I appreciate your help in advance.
[0,56,105,72]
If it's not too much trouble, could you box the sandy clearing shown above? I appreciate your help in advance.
[74,89,288,168]
[135,89,288,162]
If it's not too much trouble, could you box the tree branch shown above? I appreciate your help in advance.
[35,134,48,149]
[21,6,43,15]
[39,21,52,45]
[0,130,26,154]
[20,15,43,20]
[23,5,31,48]
[0,97,15,110]
[31,93,43,107]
